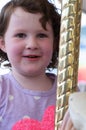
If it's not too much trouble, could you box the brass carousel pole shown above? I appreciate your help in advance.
[55,0,82,129]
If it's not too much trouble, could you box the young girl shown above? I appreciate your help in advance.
[0,0,60,129]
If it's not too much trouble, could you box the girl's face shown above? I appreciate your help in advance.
[1,7,54,77]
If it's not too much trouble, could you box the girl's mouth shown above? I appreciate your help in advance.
[24,55,40,58]
[23,55,41,61]
[27,55,39,58]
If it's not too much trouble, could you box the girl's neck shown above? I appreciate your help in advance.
[12,71,53,91]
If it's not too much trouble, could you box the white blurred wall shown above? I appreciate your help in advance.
[0,0,10,11]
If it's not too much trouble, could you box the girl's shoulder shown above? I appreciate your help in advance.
[0,72,12,96]
[0,72,12,109]
[0,72,11,83]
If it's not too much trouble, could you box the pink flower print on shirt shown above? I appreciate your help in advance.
[12,105,55,130]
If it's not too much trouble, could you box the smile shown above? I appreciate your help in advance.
[23,55,40,58]
[22,55,41,61]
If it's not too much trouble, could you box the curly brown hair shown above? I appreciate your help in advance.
[0,0,60,69]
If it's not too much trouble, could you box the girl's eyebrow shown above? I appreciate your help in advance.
[13,28,48,33]
[12,28,27,32]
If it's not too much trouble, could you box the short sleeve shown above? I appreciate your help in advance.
[0,75,2,96]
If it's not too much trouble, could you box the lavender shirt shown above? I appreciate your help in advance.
[0,72,57,130]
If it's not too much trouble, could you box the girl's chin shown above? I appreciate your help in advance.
[20,69,45,77]
[12,65,46,76]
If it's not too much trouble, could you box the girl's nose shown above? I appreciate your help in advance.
[25,37,38,50]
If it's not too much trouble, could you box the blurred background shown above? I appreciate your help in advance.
[78,12,86,81]
[0,0,86,82]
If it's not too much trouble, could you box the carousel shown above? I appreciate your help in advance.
[0,0,86,130]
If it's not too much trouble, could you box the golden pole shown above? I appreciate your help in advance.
[55,0,82,129]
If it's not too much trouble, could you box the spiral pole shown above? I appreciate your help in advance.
[55,0,82,129]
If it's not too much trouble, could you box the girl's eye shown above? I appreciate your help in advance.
[15,33,26,38]
[37,33,48,38]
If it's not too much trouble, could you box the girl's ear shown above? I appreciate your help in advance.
[0,36,6,52]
